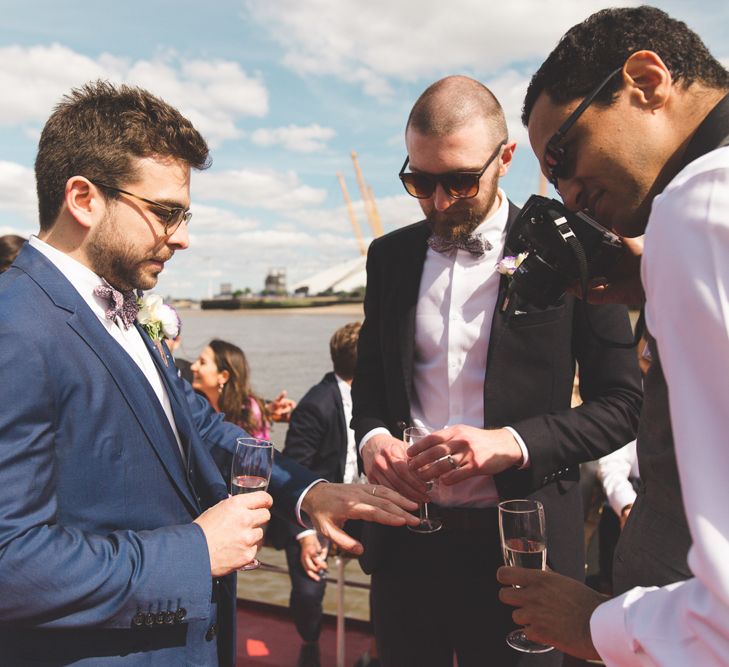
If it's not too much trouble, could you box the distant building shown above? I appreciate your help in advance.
[292,256,366,296]
[263,268,287,296]
[218,283,233,298]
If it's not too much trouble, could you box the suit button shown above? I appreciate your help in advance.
[206,624,218,641]
[132,612,145,627]
[156,611,167,625]
[165,611,176,625]
[145,612,155,627]
[175,608,187,623]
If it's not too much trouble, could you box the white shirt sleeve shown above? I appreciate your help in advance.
[597,440,638,516]
[590,148,729,665]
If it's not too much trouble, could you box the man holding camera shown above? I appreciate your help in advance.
[351,75,642,666]
[499,7,729,665]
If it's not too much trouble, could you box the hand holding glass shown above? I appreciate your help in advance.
[231,437,274,570]
[498,499,553,654]
[404,426,442,534]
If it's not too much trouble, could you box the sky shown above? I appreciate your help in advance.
[1,0,727,299]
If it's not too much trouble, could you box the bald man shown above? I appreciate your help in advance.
[351,76,642,666]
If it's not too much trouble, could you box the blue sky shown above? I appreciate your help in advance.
[1,0,727,299]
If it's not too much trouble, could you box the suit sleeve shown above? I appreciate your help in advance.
[178,377,319,521]
[512,301,643,488]
[0,326,212,629]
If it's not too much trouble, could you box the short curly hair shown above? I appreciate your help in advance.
[522,6,729,126]
[36,80,210,231]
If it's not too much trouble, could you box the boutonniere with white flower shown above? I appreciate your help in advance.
[496,252,528,313]
[495,252,529,277]
[136,294,180,366]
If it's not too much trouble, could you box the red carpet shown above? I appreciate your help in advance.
[236,602,373,666]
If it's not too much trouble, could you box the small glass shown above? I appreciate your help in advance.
[498,499,553,654]
[404,426,442,534]
[231,437,274,570]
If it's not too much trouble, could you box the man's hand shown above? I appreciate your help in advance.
[267,390,296,423]
[362,434,429,502]
[581,235,645,306]
[194,491,272,577]
[497,567,608,661]
[301,482,419,556]
[299,534,328,582]
[406,425,523,484]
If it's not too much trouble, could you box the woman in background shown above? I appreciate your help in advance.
[191,338,294,438]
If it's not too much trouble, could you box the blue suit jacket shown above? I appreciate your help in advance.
[0,244,317,666]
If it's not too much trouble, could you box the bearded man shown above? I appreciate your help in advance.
[350,75,642,667]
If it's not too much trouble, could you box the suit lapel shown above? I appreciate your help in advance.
[397,224,430,405]
[18,246,199,514]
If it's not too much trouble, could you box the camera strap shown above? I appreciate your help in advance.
[560,224,644,348]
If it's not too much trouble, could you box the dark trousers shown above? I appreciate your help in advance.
[284,540,327,643]
[370,511,563,667]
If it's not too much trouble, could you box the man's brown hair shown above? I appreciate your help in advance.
[35,80,211,231]
[330,321,361,381]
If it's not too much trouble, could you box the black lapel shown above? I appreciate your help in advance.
[398,223,430,405]
[680,92,729,168]
[484,199,522,391]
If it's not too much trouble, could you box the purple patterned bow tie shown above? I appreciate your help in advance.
[427,233,493,257]
[93,283,139,330]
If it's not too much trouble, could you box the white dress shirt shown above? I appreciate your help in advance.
[591,146,729,665]
[337,375,363,486]
[29,236,185,460]
[597,440,639,518]
[360,190,529,508]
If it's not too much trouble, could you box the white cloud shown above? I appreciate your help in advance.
[194,168,327,211]
[0,161,37,227]
[0,44,268,147]
[244,0,640,99]
[251,124,336,153]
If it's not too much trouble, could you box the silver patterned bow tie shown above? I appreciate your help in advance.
[427,233,493,257]
[93,282,140,330]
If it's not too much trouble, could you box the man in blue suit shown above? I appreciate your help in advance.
[0,81,416,666]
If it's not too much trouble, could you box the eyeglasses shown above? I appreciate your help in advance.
[544,68,622,188]
[399,140,506,200]
[90,180,192,236]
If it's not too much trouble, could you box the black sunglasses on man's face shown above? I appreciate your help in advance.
[399,140,506,200]
[543,68,622,188]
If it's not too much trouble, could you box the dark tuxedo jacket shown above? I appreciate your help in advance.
[352,201,643,580]
[271,372,350,544]
[0,244,317,666]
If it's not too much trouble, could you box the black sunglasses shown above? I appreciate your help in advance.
[544,67,622,188]
[399,140,506,200]
[90,180,192,236]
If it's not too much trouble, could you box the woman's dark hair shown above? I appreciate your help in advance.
[0,235,26,274]
[209,339,268,435]
[523,6,729,126]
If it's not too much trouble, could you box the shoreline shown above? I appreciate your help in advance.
[178,303,364,317]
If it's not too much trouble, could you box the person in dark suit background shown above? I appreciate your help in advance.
[0,81,418,667]
[351,75,642,667]
[278,321,366,667]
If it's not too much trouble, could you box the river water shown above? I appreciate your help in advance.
[176,305,372,621]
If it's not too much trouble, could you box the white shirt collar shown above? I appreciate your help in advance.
[335,374,352,402]
[29,235,112,324]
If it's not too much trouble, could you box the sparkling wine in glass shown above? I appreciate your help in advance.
[498,499,554,654]
[404,426,442,534]
[231,437,274,571]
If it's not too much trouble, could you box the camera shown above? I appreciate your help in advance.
[504,195,624,309]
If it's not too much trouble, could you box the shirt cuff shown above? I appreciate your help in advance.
[295,479,328,528]
[296,529,316,541]
[504,426,530,469]
[358,427,392,455]
[590,587,650,666]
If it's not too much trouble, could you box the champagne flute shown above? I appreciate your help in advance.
[231,437,274,571]
[498,499,553,653]
[404,426,442,534]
